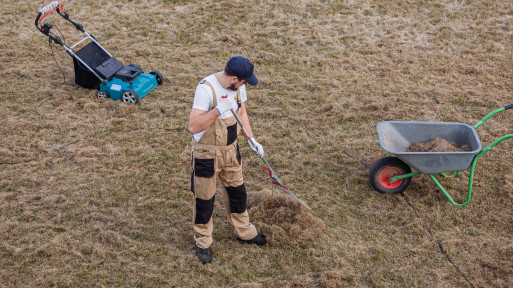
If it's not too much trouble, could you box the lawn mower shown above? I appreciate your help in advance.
[35,2,163,104]
[369,104,513,206]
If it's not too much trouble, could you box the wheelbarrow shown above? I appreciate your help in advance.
[369,104,513,206]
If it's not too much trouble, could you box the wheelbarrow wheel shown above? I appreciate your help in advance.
[369,156,412,194]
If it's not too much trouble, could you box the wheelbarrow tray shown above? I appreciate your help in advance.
[377,121,482,174]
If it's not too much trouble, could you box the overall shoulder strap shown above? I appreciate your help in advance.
[236,88,241,106]
[200,80,217,108]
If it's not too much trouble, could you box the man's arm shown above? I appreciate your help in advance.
[238,102,255,139]
[238,101,264,157]
[189,87,239,135]
[189,108,219,135]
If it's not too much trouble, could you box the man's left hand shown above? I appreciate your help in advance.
[249,138,264,157]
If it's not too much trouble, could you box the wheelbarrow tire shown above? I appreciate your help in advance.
[369,156,412,194]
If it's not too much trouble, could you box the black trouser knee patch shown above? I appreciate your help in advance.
[194,158,215,178]
[236,143,241,165]
[191,171,195,194]
[195,196,215,224]
[225,184,247,214]
[227,123,237,145]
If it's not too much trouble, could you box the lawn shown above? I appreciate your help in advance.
[1,0,512,287]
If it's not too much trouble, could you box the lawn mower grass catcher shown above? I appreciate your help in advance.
[369,103,513,206]
[35,2,163,104]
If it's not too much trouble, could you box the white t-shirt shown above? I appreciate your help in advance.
[192,74,248,142]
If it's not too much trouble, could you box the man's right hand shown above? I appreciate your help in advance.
[215,95,237,115]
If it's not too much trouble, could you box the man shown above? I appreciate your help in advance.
[189,56,267,264]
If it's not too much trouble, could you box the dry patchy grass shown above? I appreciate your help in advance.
[1,0,512,287]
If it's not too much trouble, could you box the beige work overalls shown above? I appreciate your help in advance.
[191,80,258,249]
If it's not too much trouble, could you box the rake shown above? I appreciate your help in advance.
[231,109,310,210]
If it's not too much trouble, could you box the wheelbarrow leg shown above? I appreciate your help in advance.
[428,174,472,206]
[429,134,513,206]
[440,171,460,178]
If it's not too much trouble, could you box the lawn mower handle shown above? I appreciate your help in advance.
[35,2,60,30]
[35,1,63,45]
[35,1,84,36]
[39,1,60,15]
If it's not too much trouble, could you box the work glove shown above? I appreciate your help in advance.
[215,95,237,115]
[248,138,264,157]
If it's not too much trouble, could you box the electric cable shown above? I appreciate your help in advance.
[0,126,186,166]
[48,25,66,87]
[401,193,475,288]
[341,151,475,286]
[2,66,60,88]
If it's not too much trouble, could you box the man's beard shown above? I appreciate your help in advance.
[228,84,238,91]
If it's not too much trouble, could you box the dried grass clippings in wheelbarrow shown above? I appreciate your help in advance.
[248,190,325,247]
[406,138,472,152]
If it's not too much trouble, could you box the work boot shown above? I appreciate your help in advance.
[196,246,211,264]
[237,234,267,246]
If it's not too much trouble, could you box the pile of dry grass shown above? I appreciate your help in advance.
[248,190,324,246]
[406,137,471,152]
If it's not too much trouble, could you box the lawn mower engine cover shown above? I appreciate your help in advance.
[100,64,158,101]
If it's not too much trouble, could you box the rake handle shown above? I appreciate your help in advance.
[230,108,257,149]
[230,109,311,210]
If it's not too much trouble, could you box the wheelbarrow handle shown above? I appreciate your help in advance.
[474,104,513,129]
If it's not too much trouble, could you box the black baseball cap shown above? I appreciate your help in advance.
[225,56,258,86]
